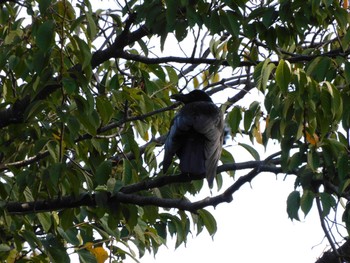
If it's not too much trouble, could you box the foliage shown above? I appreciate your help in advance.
[1,0,350,262]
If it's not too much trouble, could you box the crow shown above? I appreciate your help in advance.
[163,90,224,188]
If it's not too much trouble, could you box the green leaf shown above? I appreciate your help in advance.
[220,148,235,165]
[344,62,350,84]
[244,109,253,132]
[307,150,319,171]
[38,0,52,15]
[122,204,139,230]
[173,216,186,248]
[62,77,77,95]
[78,249,98,263]
[21,229,43,250]
[175,20,188,42]
[165,0,178,31]
[341,28,350,50]
[306,56,331,82]
[36,20,55,51]
[288,152,302,171]
[338,153,349,182]
[76,112,98,135]
[48,163,64,186]
[253,58,275,92]
[73,36,92,70]
[300,190,314,217]
[95,161,112,185]
[220,148,235,179]
[275,59,291,93]
[320,192,336,217]
[198,209,217,236]
[0,244,11,252]
[342,204,350,234]
[148,64,166,82]
[86,12,97,40]
[122,128,140,162]
[95,191,109,209]
[37,212,52,233]
[57,227,80,245]
[59,209,75,230]
[96,96,114,124]
[262,7,277,28]
[165,66,178,86]
[43,234,70,263]
[227,106,242,133]
[219,10,240,37]
[287,191,300,221]
[238,143,260,161]
[209,10,221,34]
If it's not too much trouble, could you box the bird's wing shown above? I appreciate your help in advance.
[163,101,224,184]
[199,106,224,187]
[162,114,190,173]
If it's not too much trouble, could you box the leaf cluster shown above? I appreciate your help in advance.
[1,0,350,262]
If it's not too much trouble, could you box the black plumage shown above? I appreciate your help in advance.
[163,90,224,187]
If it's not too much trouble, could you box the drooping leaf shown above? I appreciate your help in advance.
[238,143,260,161]
[253,58,275,92]
[198,209,217,237]
[227,106,242,134]
[275,59,291,93]
[36,20,55,51]
[95,161,112,185]
[300,190,314,217]
[320,192,336,217]
[287,191,300,221]
[306,57,332,82]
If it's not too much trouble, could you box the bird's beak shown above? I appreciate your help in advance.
[170,93,185,102]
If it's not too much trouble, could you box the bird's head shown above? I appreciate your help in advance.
[171,90,212,104]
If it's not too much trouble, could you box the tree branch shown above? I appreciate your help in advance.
[5,155,283,214]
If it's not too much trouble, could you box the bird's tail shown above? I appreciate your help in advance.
[178,136,206,176]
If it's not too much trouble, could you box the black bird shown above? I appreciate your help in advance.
[163,90,224,188]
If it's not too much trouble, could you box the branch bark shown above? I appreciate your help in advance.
[5,154,283,214]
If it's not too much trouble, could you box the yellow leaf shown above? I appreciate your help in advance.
[212,73,220,83]
[305,131,319,146]
[265,115,270,131]
[6,249,17,263]
[92,247,108,263]
[84,242,94,252]
[193,77,200,88]
[344,0,348,9]
[144,130,149,141]
[53,132,61,140]
[223,42,228,52]
[253,122,263,144]
[202,70,209,87]
[84,242,109,263]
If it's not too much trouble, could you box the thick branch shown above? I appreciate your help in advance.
[117,50,253,67]
[91,24,150,68]
[5,157,283,214]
